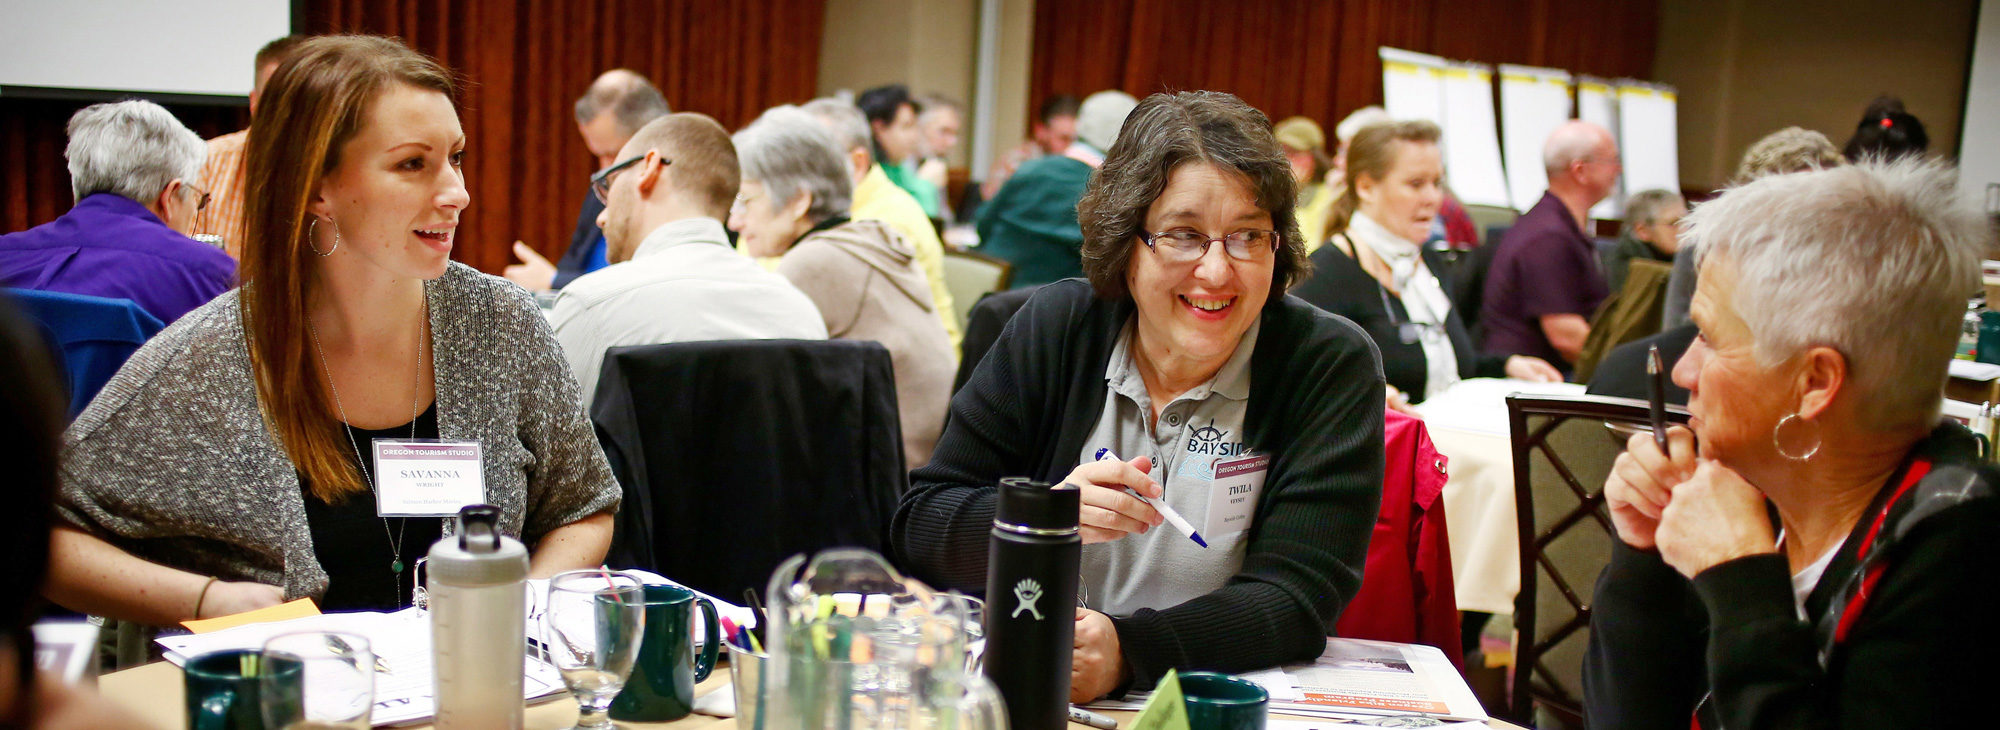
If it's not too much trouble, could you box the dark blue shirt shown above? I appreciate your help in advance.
[0,193,236,324]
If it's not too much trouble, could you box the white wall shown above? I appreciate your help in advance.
[1961,0,2000,208]
[0,0,289,97]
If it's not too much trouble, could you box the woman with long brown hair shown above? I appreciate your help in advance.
[45,35,620,623]
[1291,120,1559,411]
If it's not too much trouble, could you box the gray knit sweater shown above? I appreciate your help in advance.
[57,262,621,601]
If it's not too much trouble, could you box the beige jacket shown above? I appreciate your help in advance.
[778,219,954,468]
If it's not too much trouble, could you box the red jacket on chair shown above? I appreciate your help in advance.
[1333,409,1463,672]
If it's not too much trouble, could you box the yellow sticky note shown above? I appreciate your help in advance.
[181,598,321,633]
[1130,669,1190,730]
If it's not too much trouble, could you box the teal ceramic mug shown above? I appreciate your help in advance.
[1179,671,1269,730]
[608,583,720,721]
[183,649,305,730]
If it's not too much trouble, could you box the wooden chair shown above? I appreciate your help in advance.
[1505,393,1689,726]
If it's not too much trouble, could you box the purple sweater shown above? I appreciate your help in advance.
[0,193,236,324]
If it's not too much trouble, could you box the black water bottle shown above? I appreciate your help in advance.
[982,477,1082,730]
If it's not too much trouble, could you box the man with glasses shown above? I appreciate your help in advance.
[548,113,826,404]
[1479,120,1621,372]
[0,100,235,325]
[504,69,670,293]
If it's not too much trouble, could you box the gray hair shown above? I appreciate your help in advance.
[1735,126,1842,183]
[65,100,205,204]
[1076,90,1138,151]
[734,105,852,223]
[916,93,963,118]
[1622,188,1684,235]
[800,97,872,155]
[1543,121,1609,177]
[1687,159,1990,433]
[573,69,670,136]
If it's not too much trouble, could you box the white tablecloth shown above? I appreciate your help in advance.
[1416,379,1586,614]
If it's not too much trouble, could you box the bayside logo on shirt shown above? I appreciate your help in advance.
[1186,420,1248,457]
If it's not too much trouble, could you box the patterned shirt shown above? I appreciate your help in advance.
[193,129,249,258]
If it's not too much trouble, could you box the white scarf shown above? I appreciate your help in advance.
[1348,211,1460,399]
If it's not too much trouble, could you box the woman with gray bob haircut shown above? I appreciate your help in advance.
[1586,158,2000,727]
[895,91,1385,702]
[65,100,209,233]
[729,104,954,469]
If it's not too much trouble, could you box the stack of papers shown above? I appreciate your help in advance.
[1086,638,1488,725]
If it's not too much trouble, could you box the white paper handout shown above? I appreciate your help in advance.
[1086,638,1487,723]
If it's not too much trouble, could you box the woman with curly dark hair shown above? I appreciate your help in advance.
[893,91,1385,702]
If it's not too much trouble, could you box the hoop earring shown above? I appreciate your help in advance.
[1773,413,1822,461]
[307,216,341,257]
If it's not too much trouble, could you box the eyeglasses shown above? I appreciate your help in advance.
[589,154,664,204]
[1141,228,1280,264]
[180,180,211,212]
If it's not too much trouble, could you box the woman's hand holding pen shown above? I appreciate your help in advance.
[1604,426,1698,550]
[1061,455,1165,544]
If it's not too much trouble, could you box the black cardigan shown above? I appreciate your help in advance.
[1583,422,2000,728]
[1288,240,1505,402]
[892,279,1385,690]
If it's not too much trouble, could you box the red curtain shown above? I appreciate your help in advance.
[1030,0,1657,134]
[0,0,825,275]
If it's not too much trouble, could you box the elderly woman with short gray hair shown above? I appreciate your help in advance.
[0,100,235,325]
[729,105,953,469]
[1585,160,2000,727]
[894,91,1384,702]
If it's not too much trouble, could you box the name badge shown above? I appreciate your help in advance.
[1204,454,1269,539]
[371,439,485,517]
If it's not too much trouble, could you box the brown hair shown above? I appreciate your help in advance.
[254,35,309,71]
[624,112,740,221]
[239,35,455,502]
[1327,119,1441,238]
[1077,91,1308,301]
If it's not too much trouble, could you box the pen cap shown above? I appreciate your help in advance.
[994,477,1079,533]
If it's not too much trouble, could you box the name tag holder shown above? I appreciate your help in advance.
[371,439,485,517]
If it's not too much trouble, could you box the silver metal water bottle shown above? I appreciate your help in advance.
[428,504,528,729]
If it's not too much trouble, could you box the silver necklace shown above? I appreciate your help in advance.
[306,291,429,605]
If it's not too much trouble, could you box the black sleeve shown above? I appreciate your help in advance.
[1697,502,2000,728]
[1583,540,1709,730]
[551,189,606,290]
[891,285,1082,591]
[1112,311,1385,690]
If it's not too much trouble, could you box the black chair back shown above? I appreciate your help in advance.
[1506,393,1689,726]
[591,339,907,600]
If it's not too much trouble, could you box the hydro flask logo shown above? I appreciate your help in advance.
[1011,578,1045,620]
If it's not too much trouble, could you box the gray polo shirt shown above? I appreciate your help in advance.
[1078,317,1269,617]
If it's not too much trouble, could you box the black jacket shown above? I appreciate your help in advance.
[892,279,1385,690]
[1583,421,2000,728]
[551,187,606,291]
[1289,240,1504,401]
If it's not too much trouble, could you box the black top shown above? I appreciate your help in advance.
[1583,421,2000,727]
[1585,323,1696,406]
[302,404,445,612]
[893,279,1385,692]
[1289,239,1505,402]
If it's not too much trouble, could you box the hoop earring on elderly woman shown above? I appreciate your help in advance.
[307,216,341,257]
[1774,413,1822,461]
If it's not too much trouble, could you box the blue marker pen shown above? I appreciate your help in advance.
[1094,448,1207,548]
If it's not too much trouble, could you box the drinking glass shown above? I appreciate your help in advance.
[259,631,373,729]
[544,570,647,730]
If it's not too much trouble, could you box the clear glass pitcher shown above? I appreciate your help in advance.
[759,548,1007,730]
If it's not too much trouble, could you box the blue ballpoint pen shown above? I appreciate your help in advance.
[1094,448,1208,548]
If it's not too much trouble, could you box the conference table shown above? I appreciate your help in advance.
[1415,379,1588,616]
[99,658,1529,729]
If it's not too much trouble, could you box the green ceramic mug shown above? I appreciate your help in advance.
[608,583,720,721]
[183,649,304,730]
[1179,671,1269,730]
